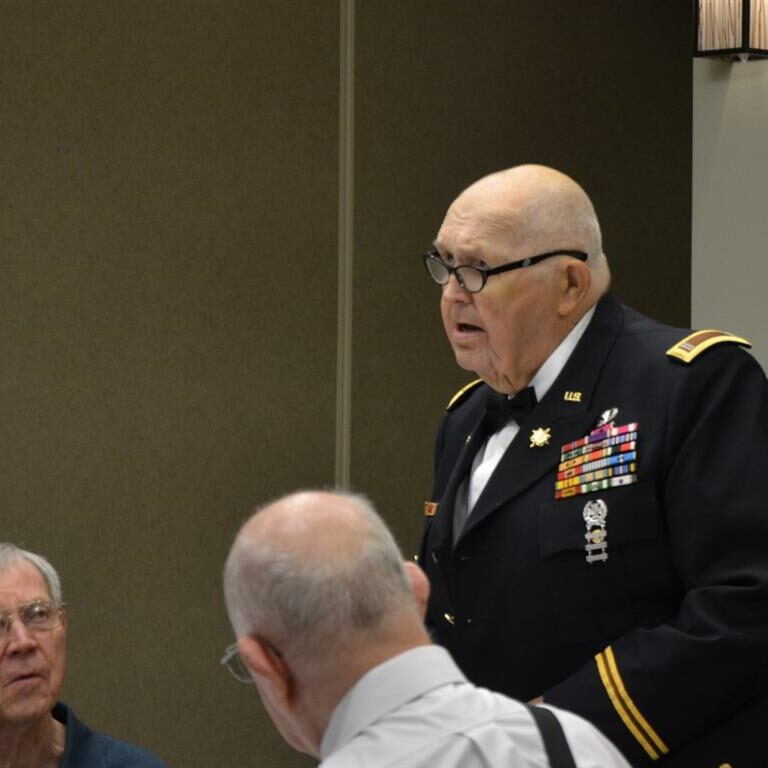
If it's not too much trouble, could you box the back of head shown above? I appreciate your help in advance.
[224,491,417,661]
[0,543,63,606]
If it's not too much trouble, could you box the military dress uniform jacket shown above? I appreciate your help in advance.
[420,292,768,768]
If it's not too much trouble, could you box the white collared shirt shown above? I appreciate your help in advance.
[454,306,596,540]
[320,645,629,768]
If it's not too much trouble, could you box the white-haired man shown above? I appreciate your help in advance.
[0,543,166,767]
[419,164,768,766]
[222,489,630,767]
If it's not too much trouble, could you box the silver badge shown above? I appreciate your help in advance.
[595,407,619,429]
[583,499,608,564]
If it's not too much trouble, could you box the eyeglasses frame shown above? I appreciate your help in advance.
[423,249,588,293]
[221,642,253,684]
[0,599,66,643]
[221,636,283,685]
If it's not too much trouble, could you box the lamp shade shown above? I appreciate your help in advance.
[695,0,768,60]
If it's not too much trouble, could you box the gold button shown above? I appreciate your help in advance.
[718,763,733,768]
[443,613,455,625]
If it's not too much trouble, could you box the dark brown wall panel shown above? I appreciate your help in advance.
[0,3,336,766]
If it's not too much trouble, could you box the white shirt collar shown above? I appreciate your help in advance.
[320,645,465,760]
[529,304,596,402]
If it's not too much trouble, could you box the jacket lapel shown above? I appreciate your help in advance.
[430,408,491,552]
[460,293,625,539]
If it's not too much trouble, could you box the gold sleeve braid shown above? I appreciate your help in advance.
[595,646,669,760]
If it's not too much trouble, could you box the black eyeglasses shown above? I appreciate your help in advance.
[423,249,588,294]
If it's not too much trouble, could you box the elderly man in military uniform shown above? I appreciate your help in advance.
[419,164,768,767]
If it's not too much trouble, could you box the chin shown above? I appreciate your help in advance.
[452,348,483,375]
[3,698,53,725]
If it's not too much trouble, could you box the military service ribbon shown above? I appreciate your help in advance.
[555,422,638,499]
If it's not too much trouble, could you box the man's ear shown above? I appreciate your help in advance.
[403,561,430,620]
[238,635,293,705]
[557,258,592,317]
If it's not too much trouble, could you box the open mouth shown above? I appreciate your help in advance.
[457,322,483,333]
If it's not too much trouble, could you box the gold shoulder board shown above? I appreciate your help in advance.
[446,379,483,411]
[666,330,752,364]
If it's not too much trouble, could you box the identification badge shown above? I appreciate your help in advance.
[583,499,608,563]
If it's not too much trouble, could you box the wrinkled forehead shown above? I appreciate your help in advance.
[0,561,51,606]
[436,193,528,259]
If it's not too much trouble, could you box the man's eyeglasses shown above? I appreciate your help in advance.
[220,643,254,685]
[423,249,588,294]
[0,600,65,642]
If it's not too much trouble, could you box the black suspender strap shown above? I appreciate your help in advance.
[524,704,577,768]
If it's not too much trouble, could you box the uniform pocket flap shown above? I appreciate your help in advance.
[538,481,659,557]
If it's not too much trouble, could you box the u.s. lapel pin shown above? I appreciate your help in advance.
[529,427,551,448]
[583,499,608,563]
[595,407,619,429]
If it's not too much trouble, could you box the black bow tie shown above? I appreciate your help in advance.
[484,387,538,432]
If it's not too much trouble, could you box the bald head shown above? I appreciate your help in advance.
[237,491,368,572]
[224,491,422,659]
[223,492,431,758]
[447,165,607,288]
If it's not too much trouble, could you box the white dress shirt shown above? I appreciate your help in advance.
[454,306,596,540]
[320,645,630,768]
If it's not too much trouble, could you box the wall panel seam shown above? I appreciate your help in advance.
[335,0,354,488]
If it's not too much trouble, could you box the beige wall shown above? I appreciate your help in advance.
[692,59,768,368]
[0,3,692,766]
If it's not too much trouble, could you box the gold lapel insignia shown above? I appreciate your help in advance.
[563,391,582,402]
[529,427,551,448]
[424,501,439,517]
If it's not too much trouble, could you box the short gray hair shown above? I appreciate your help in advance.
[0,543,63,607]
[224,492,414,656]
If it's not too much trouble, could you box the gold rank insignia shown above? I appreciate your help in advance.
[424,502,438,517]
[529,427,551,447]
[666,329,751,364]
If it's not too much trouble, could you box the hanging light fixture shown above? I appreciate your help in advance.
[695,0,768,60]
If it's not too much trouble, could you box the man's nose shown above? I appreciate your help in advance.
[442,272,471,302]
[4,620,38,653]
